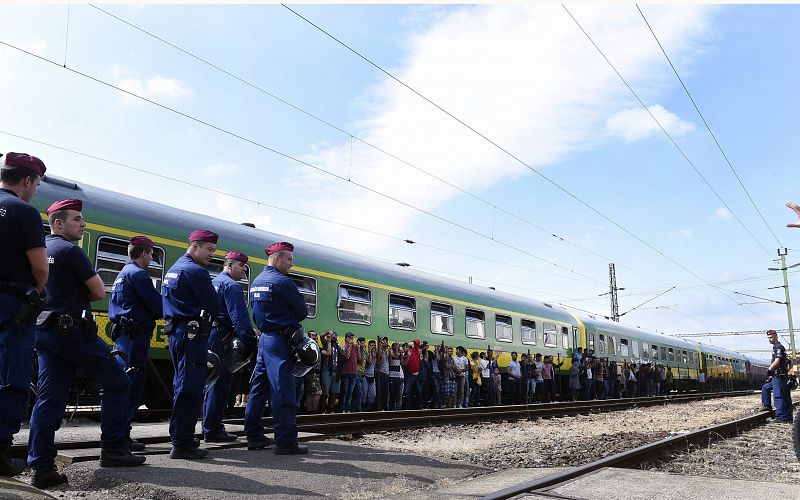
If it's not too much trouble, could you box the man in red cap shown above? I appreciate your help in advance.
[761,329,793,423]
[108,236,163,452]
[29,199,145,488]
[202,250,257,445]
[161,230,220,459]
[0,152,48,478]
[244,242,310,455]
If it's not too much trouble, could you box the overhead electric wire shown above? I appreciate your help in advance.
[86,3,674,292]
[279,3,769,327]
[0,38,618,291]
[636,4,782,248]
[0,128,604,289]
[562,4,772,259]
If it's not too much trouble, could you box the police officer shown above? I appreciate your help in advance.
[202,250,257,442]
[162,229,220,459]
[244,242,309,454]
[761,329,793,423]
[108,236,163,451]
[28,199,145,489]
[0,153,47,478]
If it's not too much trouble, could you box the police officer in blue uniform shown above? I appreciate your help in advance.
[162,229,220,459]
[761,329,793,423]
[244,241,309,454]
[108,236,163,452]
[28,199,145,489]
[0,153,48,478]
[203,250,257,442]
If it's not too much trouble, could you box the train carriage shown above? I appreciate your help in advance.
[31,175,766,408]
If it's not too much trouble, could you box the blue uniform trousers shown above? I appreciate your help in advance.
[202,328,234,436]
[113,330,151,436]
[762,380,773,410]
[167,326,207,446]
[28,326,129,471]
[0,295,35,451]
[774,375,793,422]
[244,332,297,447]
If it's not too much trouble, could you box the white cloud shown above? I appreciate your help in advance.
[290,5,715,252]
[713,207,732,220]
[671,229,693,239]
[115,71,192,104]
[605,104,695,142]
[20,38,46,55]
[200,164,240,178]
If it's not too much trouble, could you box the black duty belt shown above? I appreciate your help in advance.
[36,311,98,340]
[0,281,30,299]
[164,317,212,339]
[109,318,152,340]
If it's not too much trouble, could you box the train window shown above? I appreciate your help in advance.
[431,301,454,335]
[389,293,416,330]
[289,273,317,318]
[661,346,667,360]
[561,326,569,349]
[651,344,658,360]
[521,319,536,345]
[465,308,486,339]
[607,335,616,355]
[95,236,165,293]
[668,348,675,362]
[496,314,512,342]
[42,222,51,236]
[642,342,649,360]
[208,256,251,304]
[632,340,639,360]
[620,338,629,357]
[338,284,372,325]
[543,323,557,347]
[588,333,595,351]
[598,334,606,354]
[682,350,688,364]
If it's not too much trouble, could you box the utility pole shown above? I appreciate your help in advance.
[609,263,619,322]
[778,248,797,364]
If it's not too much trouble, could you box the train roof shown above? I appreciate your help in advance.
[576,313,699,350]
[34,176,577,323]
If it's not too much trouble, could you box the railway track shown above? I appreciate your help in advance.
[11,390,756,456]
[480,395,785,500]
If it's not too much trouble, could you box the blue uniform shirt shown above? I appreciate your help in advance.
[161,253,218,320]
[773,341,788,374]
[213,271,257,346]
[43,234,97,317]
[250,266,308,333]
[0,188,45,286]
[108,261,163,330]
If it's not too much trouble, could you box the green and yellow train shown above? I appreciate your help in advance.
[32,176,768,408]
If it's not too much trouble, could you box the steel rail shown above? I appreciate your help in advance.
[8,390,754,457]
[481,404,785,500]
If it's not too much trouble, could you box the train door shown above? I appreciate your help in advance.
[572,326,579,352]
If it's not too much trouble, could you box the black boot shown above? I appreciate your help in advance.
[100,445,147,467]
[275,444,308,455]
[0,450,25,477]
[170,444,209,459]
[126,436,146,452]
[203,430,237,443]
[31,467,67,489]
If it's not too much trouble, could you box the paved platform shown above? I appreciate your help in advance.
[545,467,800,499]
[5,440,489,500]
[385,467,564,499]
[0,477,55,499]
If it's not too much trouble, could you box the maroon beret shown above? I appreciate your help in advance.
[767,329,777,336]
[130,236,154,248]
[4,152,46,177]
[266,241,294,256]
[188,229,218,244]
[225,251,248,264]
[46,198,82,215]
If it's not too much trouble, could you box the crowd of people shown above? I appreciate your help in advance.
[280,333,713,414]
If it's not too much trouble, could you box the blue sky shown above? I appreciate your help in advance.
[1,4,799,357]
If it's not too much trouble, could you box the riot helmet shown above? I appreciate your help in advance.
[221,335,255,374]
[287,325,320,377]
[204,350,221,394]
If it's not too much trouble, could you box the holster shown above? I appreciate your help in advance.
[110,316,140,341]
[13,287,45,329]
[36,310,97,339]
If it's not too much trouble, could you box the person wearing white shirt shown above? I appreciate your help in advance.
[507,352,522,404]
